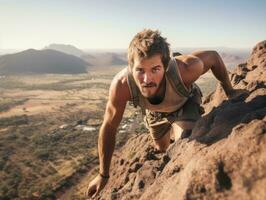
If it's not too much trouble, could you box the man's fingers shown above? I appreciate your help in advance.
[92,186,100,198]
[92,186,103,198]
[86,176,108,199]
[86,185,97,197]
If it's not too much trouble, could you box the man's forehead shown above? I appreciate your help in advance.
[133,54,163,68]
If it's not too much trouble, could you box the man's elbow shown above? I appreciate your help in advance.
[204,50,221,70]
[211,50,220,58]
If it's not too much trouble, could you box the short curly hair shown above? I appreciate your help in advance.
[127,29,171,69]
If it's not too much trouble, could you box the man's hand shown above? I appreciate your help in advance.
[86,174,109,199]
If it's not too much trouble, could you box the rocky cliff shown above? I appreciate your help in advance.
[97,41,266,200]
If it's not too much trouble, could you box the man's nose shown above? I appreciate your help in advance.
[143,72,152,83]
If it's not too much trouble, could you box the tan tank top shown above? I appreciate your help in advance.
[127,58,190,113]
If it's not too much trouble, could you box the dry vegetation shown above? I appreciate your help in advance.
[0,66,141,200]
[0,66,216,200]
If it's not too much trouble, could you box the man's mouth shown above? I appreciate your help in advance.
[142,83,157,88]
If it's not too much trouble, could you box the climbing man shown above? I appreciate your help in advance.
[86,29,244,198]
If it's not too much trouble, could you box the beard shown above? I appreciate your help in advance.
[139,76,166,102]
[139,82,157,98]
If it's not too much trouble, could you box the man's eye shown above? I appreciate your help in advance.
[152,68,160,73]
[136,69,144,73]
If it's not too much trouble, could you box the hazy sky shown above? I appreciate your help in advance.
[0,0,265,50]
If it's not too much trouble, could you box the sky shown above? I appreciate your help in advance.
[0,0,265,50]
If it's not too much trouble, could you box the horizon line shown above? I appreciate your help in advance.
[0,45,252,52]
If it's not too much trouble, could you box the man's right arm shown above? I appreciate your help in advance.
[87,70,131,198]
[98,82,129,177]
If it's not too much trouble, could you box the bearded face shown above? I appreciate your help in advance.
[132,54,165,98]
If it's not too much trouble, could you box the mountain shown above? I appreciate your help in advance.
[96,40,266,199]
[0,49,90,75]
[82,48,248,68]
[0,45,248,69]
[81,52,127,66]
[44,44,85,57]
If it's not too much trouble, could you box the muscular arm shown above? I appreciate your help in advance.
[177,50,234,96]
[98,70,130,176]
[86,70,131,198]
[192,51,233,96]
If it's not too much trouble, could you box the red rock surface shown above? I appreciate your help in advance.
[97,40,266,200]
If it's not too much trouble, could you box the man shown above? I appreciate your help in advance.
[86,29,243,198]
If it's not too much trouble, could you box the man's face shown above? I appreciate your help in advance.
[132,54,165,98]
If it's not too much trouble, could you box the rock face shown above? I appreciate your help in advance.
[97,41,266,200]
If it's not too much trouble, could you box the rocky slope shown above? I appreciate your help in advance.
[96,40,266,200]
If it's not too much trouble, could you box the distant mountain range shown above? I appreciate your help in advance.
[0,44,251,75]
[0,49,90,75]
[44,44,127,66]
[81,52,127,66]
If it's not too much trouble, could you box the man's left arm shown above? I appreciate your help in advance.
[179,50,244,98]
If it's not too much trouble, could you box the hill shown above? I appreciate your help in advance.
[0,49,90,75]
[44,44,85,57]
[81,52,127,66]
[43,44,127,66]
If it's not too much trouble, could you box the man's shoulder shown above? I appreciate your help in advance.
[112,67,129,90]
[110,67,131,102]
[174,55,204,87]
[174,54,202,67]
[113,67,128,82]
